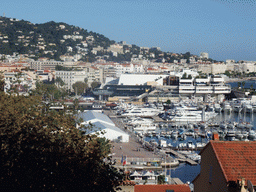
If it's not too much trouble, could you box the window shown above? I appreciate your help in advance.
[166,190,174,192]
[209,165,213,183]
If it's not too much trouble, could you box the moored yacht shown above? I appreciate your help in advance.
[121,107,161,117]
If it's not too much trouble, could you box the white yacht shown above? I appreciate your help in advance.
[214,103,222,113]
[244,104,253,113]
[248,130,256,140]
[171,130,179,139]
[226,130,236,137]
[187,141,196,149]
[169,109,217,123]
[127,117,153,126]
[166,102,217,123]
[235,130,243,140]
[159,139,167,148]
[222,102,232,113]
[133,124,157,132]
[121,107,161,117]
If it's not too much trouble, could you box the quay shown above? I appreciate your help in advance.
[165,149,198,166]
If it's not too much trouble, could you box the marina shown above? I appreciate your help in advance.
[107,91,256,184]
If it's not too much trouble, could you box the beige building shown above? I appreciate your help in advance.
[55,70,86,92]
[30,59,65,71]
[193,140,256,192]
[197,63,227,74]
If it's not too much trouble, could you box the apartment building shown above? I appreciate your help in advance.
[116,63,144,77]
[179,75,231,96]
[30,60,65,71]
[55,70,86,92]
[84,67,104,86]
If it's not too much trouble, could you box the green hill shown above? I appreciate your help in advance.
[0,17,214,63]
[0,17,115,61]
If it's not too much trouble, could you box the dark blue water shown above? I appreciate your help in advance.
[228,80,256,89]
[167,163,201,184]
[143,80,256,183]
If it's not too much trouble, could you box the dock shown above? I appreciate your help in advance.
[165,149,198,166]
[172,178,184,185]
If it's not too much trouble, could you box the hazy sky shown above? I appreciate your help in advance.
[1,0,256,61]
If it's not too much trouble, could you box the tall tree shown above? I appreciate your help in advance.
[0,93,124,191]
[72,81,88,95]
[0,72,4,92]
[91,81,101,90]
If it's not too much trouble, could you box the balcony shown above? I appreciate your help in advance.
[213,85,231,94]
[195,86,213,94]
[179,86,195,94]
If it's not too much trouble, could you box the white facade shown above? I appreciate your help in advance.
[30,60,65,70]
[55,70,86,91]
[242,63,256,73]
[118,74,169,86]
[200,52,209,59]
[211,64,227,74]
[116,63,144,77]
[178,75,231,95]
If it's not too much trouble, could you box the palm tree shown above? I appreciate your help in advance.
[237,82,241,89]
[242,81,246,89]
[250,84,254,90]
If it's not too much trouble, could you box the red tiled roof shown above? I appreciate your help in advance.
[147,68,157,71]
[121,180,135,186]
[134,184,191,192]
[210,141,256,185]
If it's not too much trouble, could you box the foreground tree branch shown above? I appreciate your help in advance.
[0,93,124,191]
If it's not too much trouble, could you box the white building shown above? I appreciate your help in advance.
[200,52,209,59]
[55,70,86,91]
[118,74,169,86]
[241,63,256,73]
[115,63,144,77]
[178,74,231,96]
[30,60,65,71]
[77,111,129,142]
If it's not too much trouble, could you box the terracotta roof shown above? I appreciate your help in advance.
[147,68,157,71]
[121,180,135,186]
[210,141,256,185]
[134,184,191,192]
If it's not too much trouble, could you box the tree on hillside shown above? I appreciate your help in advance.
[0,93,124,191]
[31,81,68,100]
[55,77,65,88]
[91,81,101,90]
[72,81,88,95]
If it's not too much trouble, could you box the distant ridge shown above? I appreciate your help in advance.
[0,17,215,63]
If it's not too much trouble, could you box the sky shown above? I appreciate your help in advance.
[1,0,256,61]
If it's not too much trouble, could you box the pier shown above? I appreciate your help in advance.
[165,149,198,166]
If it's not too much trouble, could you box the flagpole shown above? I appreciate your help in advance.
[125,155,127,172]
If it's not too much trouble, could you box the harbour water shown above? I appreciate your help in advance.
[228,80,256,89]
[144,98,256,183]
[167,163,201,184]
[126,80,256,183]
